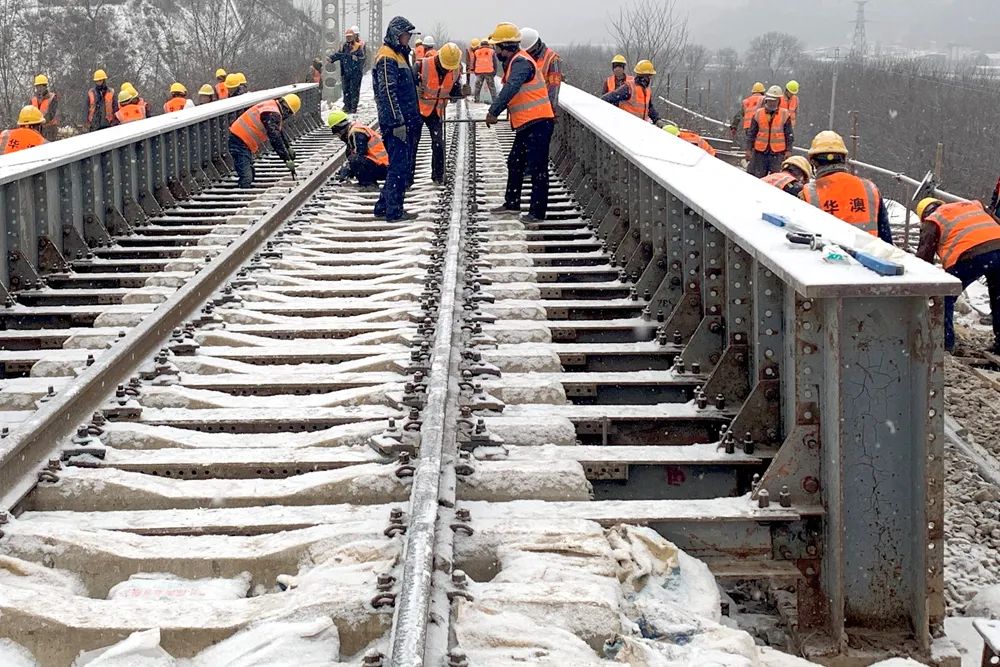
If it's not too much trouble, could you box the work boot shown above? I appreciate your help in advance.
[490,204,519,216]
[385,211,419,222]
[519,212,544,223]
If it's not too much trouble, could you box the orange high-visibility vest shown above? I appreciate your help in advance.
[350,124,389,167]
[115,103,146,124]
[801,171,881,236]
[414,45,427,61]
[752,107,790,153]
[419,57,457,118]
[503,51,555,130]
[537,47,561,88]
[163,97,187,113]
[780,94,799,126]
[741,93,763,130]
[230,99,281,153]
[927,201,1000,269]
[88,88,115,125]
[678,130,716,157]
[474,46,496,75]
[604,74,631,95]
[466,47,476,71]
[0,128,47,154]
[762,171,798,192]
[31,94,58,128]
[216,82,229,100]
[620,80,652,121]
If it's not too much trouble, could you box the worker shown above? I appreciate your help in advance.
[328,110,389,187]
[745,85,792,177]
[115,87,147,124]
[224,73,242,98]
[520,28,561,111]
[0,106,48,155]
[781,80,800,128]
[417,42,462,184]
[485,22,556,223]
[730,82,766,139]
[372,16,421,222]
[601,60,664,125]
[197,84,215,104]
[163,83,193,113]
[663,123,716,157]
[30,74,59,141]
[473,38,499,103]
[602,54,630,95]
[85,69,118,132]
[329,26,367,114]
[800,130,891,244]
[419,35,437,64]
[228,93,301,188]
[215,69,229,100]
[234,73,249,95]
[761,155,812,197]
[915,197,1000,352]
[413,39,425,63]
[309,58,323,84]
[466,39,479,86]
[121,82,154,119]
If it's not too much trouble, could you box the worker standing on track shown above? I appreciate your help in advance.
[663,124,716,157]
[781,81,800,128]
[521,28,561,112]
[485,22,556,223]
[761,155,812,197]
[472,38,499,103]
[215,69,229,100]
[0,106,48,154]
[30,75,59,141]
[85,69,118,132]
[730,82,765,140]
[602,55,630,95]
[601,60,665,125]
[916,197,1000,353]
[417,36,437,66]
[800,130,892,244]
[413,39,425,64]
[417,42,462,185]
[163,83,193,113]
[466,39,479,89]
[372,15,422,222]
[115,87,147,124]
[745,85,792,178]
[310,58,323,84]
[198,84,216,104]
[328,110,389,187]
[329,26,367,114]
[228,93,301,189]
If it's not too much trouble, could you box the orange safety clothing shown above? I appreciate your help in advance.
[88,88,115,125]
[801,171,881,236]
[762,171,798,191]
[752,107,790,153]
[678,130,716,156]
[163,97,187,113]
[229,99,281,153]
[780,94,799,126]
[503,50,555,130]
[537,46,561,88]
[418,57,457,118]
[31,94,58,129]
[414,45,427,61]
[604,74,631,95]
[350,124,389,166]
[216,82,229,100]
[115,103,146,124]
[0,128,47,154]
[926,200,1000,270]
[620,80,652,121]
[741,92,763,130]
[474,46,496,75]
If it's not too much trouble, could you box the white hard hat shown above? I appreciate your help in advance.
[350,25,360,34]
[423,35,436,47]
[520,27,540,51]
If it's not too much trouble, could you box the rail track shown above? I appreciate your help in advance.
[0,83,969,666]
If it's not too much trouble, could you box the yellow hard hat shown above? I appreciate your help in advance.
[327,109,350,128]
[489,22,521,45]
[170,82,187,95]
[917,197,944,219]
[663,123,680,136]
[282,93,301,114]
[611,54,627,65]
[235,72,247,85]
[34,74,49,86]
[765,85,783,99]
[198,84,214,96]
[118,87,137,104]
[808,130,849,157]
[17,105,44,126]
[438,43,462,71]
[786,80,800,94]
[634,60,656,75]
[224,73,241,89]
[415,38,423,46]
[93,69,108,82]
[782,155,814,180]
[471,38,481,48]
[215,68,227,78]
[752,82,765,94]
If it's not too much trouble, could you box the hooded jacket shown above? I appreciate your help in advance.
[372,16,421,131]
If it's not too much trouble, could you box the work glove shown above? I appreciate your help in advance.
[654,119,667,129]
[392,125,407,141]
[285,159,296,174]
[484,113,499,127]
[287,146,296,161]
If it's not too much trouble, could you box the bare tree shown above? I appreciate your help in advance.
[716,47,740,71]
[745,32,803,82]
[428,22,450,48]
[680,44,709,80]
[607,0,688,96]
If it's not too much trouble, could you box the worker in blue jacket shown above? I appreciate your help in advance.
[372,15,422,222]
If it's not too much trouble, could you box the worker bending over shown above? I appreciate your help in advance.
[762,155,812,197]
[603,55,630,95]
[0,106,48,154]
[485,22,556,223]
[602,60,665,125]
[664,124,716,157]
[228,93,301,188]
[416,43,462,184]
[328,110,389,187]
[916,197,1000,353]
[746,85,792,177]
[30,75,59,141]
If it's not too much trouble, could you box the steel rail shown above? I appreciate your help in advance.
[389,102,469,667]
[0,135,351,512]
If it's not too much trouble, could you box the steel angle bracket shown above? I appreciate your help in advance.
[702,343,752,407]
[123,195,149,227]
[727,378,781,447]
[103,204,132,237]
[752,425,821,507]
[7,248,40,291]
[81,214,113,247]
[37,235,69,274]
[681,315,726,371]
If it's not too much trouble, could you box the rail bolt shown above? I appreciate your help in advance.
[742,432,755,455]
[715,394,726,410]
[722,430,735,454]
[779,485,791,507]
[362,650,385,667]
[691,362,701,375]
[448,650,469,667]
[376,573,396,592]
[758,489,770,508]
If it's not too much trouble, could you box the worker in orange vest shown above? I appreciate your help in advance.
[730,82,765,139]
[663,124,716,157]
[215,69,229,100]
[745,85,792,177]
[485,22,556,223]
[761,155,812,197]
[780,81,800,128]
[163,83,193,113]
[472,38,499,103]
[602,54,630,95]
[916,197,1000,352]
[310,58,323,84]
[521,28,561,111]
[85,69,118,131]
[417,43,462,184]
[413,39,425,63]
[197,84,216,104]
[800,130,891,244]
[228,93,301,188]
[466,39,479,87]
[328,110,389,187]
[602,60,665,125]
[30,74,59,141]
[329,26,367,113]
[0,106,48,155]
[417,35,437,66]
[116,87,147,124]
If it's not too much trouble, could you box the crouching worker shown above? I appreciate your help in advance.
[328,110,389,187]
[228,93,301,188]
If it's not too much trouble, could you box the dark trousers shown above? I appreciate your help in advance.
[504,119,554,219]
[352,157,387,186]
[343,73,362,113]
[375,129,412,220]
[228,132,255,188]
[416,112,445,182]
[405,118,421,187]
[748,151,784,178]
[945,249,1000,350]
[474,75,497,102]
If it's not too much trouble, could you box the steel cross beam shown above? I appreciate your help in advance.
[321,1,342,104]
